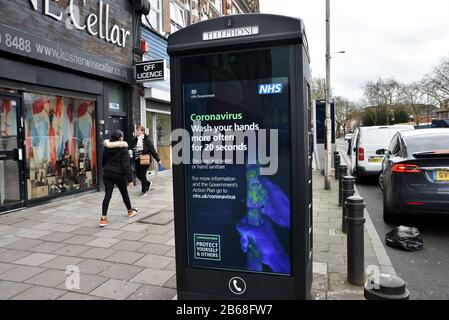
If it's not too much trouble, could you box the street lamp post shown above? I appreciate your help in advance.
[324,0,331,190]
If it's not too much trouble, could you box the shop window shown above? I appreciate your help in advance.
[142,0,162,33]
[23,93,97,200]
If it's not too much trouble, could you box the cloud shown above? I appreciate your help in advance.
[260,0,449,101]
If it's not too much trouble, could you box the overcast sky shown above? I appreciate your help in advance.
[260,0,449,102]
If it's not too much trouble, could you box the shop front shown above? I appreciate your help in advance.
[140,27,172,173]
[0,0,138,213]
[144,84,172,173]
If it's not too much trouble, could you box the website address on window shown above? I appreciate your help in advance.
[35,42,127,79]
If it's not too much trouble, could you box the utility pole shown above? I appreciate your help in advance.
[324,0,331,190]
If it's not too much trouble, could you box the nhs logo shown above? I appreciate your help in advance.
[258,83,283,95]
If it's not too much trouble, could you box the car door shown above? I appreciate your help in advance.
[383,134,401,203]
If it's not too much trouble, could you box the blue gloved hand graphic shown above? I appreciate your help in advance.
[236,218,290,274]
[259,177,291,229]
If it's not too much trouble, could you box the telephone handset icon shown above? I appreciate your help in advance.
[229,277,246,295]
[233,280,242,292]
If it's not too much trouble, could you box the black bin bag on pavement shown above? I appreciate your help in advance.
[385,226,424,251]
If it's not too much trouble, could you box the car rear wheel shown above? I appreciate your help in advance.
[383,193,395,223]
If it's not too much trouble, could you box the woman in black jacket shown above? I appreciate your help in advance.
[130,125,160,196]
[100,130,139,227]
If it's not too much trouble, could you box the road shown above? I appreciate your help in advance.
[337,139,449,300]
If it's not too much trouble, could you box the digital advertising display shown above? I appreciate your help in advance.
[181,47,293,276]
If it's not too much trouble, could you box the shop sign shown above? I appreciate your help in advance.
[28,0,131,48]
[135,60,166,82]
[0,23,132,83]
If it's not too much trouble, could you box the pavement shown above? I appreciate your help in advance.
[0,172,176,300]
[0,167,395,300]
[311,169,396,300]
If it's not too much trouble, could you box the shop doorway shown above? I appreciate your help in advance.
[0,95,25,213]
[146,111,171,173]
[108,115,126,140]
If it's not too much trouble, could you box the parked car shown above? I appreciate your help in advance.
[345,133,353,141]
[349,125,414,181]
[379,128,449,222]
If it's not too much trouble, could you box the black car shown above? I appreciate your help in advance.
[379,128,449,222]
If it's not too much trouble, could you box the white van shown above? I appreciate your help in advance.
[350,125,415,180]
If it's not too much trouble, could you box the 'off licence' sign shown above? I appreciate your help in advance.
[135,59,166,82]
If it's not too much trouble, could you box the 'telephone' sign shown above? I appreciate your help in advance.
[203,26,259,41]
[135,59,166,82]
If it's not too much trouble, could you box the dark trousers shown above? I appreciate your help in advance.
[102,174,132,216]
[135,161,151,192]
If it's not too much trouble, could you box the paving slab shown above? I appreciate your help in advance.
[90,279,141,300]
[24,269,67,287]
[127,284,176,300]
[99,263,143,281]
[77,259,114,275]
[54,244,91,257]
[41,256,84,270]
[57,292,104,300]
[13,253,58,266]
[11,286,66,300]
[0,265,46,282]
[63,235,97,245]
[110,240,146,252]
[0,281,34,299]
[130,268,175,287]
[57,273,108,294]
[79,247,117,260]
[86,238,122,248]
[105,251,146,265]
[0,250,32,263]
[134,254,173,269]
[6,239,44,251]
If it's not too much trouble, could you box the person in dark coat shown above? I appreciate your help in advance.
[130,125,160,196]
[100,130,139,227]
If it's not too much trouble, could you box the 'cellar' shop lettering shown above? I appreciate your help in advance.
[28,0,131,48]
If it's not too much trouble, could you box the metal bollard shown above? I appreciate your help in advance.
[338,165,348,207]
[334,154,341,180]
[364,273,410,300]
[346,196,365,286]
[341,176,355,233]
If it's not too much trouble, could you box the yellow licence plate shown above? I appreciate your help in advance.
[434,171,449,181]
[368,157,383,163]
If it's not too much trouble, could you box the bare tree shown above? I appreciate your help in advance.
[311,77,326,102]
[363,77,401,125]
[334,96,355,137]
[397,82,425,124]
[420,58,449,109]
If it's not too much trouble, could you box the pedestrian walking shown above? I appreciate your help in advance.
[100,130,139,227]
[130,125,161,196]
